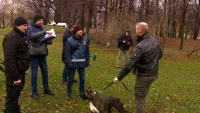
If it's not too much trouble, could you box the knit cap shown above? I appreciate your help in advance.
[14,17,28,26]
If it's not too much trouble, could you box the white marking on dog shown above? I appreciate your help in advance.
[89,101,99,113]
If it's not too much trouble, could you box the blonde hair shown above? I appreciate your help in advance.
[136,22,149,33]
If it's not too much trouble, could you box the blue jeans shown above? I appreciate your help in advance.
[62,64,68,83]
[30,56,49,95]
[67,68,85,95]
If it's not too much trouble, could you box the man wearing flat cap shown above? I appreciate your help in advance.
[3,16,29,113]
[64,25,90,100]
[26,14,55,99]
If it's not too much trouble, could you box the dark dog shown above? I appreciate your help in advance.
[80,87,129,113]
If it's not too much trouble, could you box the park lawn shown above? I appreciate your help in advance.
[0,26,200,113]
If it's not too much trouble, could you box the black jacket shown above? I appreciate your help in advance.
[118,34,133,50]
[3,27,29,85]
[62,29,72,61]
[117,33,162,80]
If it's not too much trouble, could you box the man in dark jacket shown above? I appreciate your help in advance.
[62,25,78,84]
[113,22,162,113]
[116,31,133,68]
[64,25,90,100]
[3,17,29,113]
[26,14,55,99]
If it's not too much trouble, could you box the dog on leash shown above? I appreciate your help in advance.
[80,87,129,113]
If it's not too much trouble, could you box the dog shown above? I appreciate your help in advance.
[80,87,129,113]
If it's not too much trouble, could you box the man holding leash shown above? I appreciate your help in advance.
[113,22,162,113]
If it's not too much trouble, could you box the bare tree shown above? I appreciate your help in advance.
[0,2,6,28]
[86,0,95,35]
[192,0,200,40]
[178,0,190,49]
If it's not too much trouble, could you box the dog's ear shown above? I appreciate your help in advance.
[87,87,92,93]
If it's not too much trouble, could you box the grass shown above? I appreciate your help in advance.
[0,26,200,113]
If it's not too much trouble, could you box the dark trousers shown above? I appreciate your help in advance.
[62,64,68,83]
[134,76,157,113]
[4,73,25,113]
[67,68,85,95]
[30,56,49,94]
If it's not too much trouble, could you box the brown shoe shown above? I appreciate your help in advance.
[66,95,70,100]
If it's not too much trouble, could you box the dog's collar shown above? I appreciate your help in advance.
[91,92,99,101]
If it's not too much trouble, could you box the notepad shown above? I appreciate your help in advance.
[40,28,56,42]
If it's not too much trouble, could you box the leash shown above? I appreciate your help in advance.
[103,81,134,96]
[121,81,134,95]
[103,81,114,90]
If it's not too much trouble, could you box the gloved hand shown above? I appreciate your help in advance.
[85,62,90,67]
[67,64,73,70]
[68,66,73,70]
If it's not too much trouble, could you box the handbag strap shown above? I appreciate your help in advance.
[70,39,82,54]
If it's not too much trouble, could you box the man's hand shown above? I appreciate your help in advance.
[46,31,52,34]
[113,77,119,82]
[47,40,52,44]
[14,79,21,85]
[68,66,73,70]
[25,70,29,74]
[123,40,126,43]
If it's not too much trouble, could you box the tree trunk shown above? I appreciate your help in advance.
[80,3,85,29]
[172,0,177,38]
[72,8,78,25]
[192,0,200,40]
[138,0,145,21]
[103,0,109,31]
[44,11,49,25]
[193,23,200,40]
[179,0,190,49]
[179,25,184,49]
[119,0,123,13]
[145,0,150,21]
[185,26,188,39]
[10,9,14,27]
[2,12,5,28]
[86,1,94,35]
[155,0,160,36]
[159,0,167,37]
[167,0,172,37]
[93,14,97,28]
[54,11,61,23]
